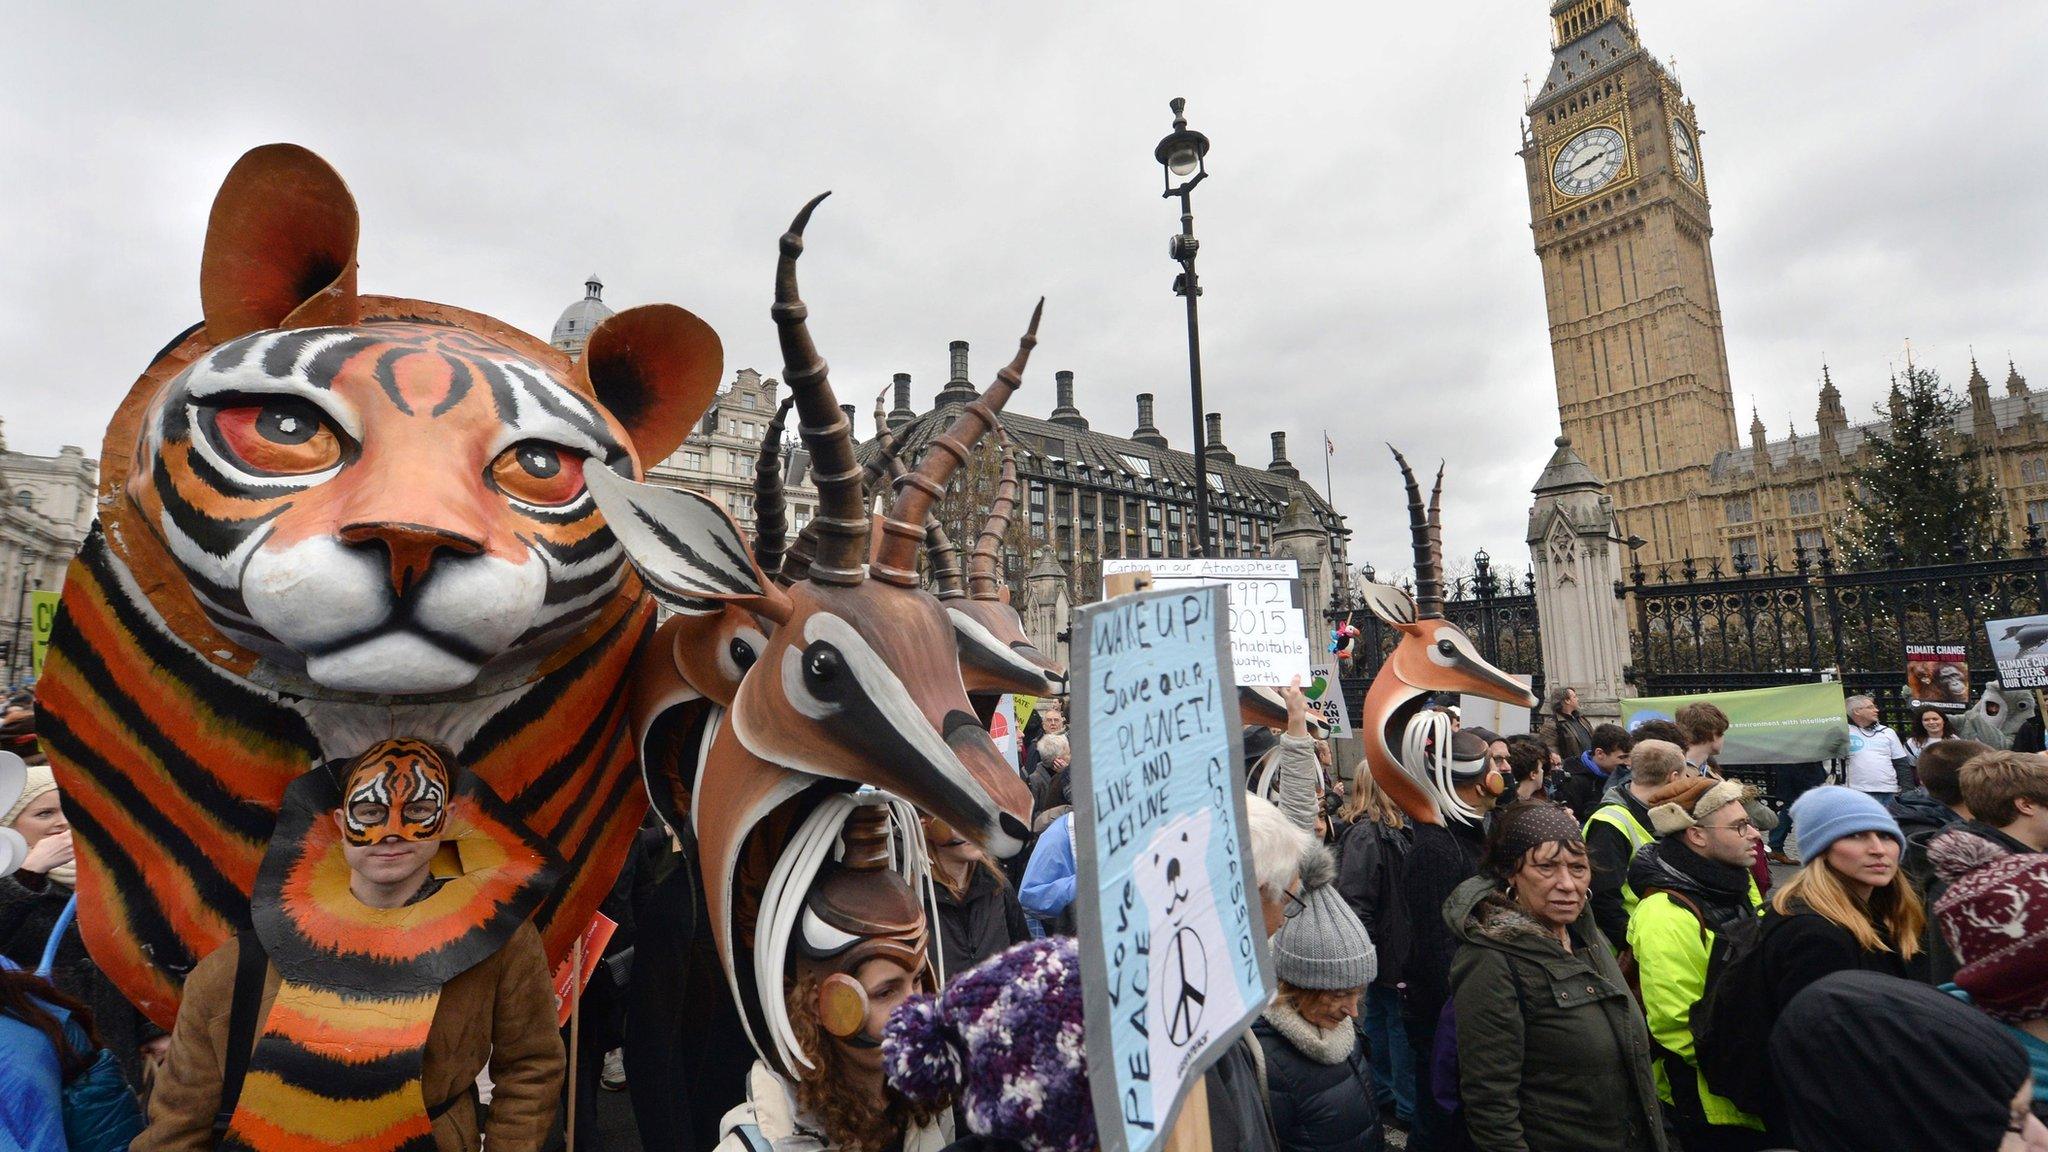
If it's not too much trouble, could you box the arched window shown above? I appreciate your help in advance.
[14,489,30,509]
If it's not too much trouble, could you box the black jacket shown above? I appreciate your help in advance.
[1557,752,1611,825]
[0,871,161,1088]
[1252,1006,1384,1152]
[1759,899,1911,1018]
[1586,788,1653,948]
[1399,819,1484,1029]
[1206,1034,1280,1152]
[931,865,1029,981]
[1335,817,1411,986]
[1892,792,1965,982]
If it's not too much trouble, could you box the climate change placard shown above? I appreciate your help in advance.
[1101,558,1313,688]
[1072,584,1271,1152]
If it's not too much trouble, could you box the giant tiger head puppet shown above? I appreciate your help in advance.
[1355,448,1539,826]
[37,144,722,1026]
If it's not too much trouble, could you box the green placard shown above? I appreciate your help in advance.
[1621,681,1850,765]
[29,589,60,678]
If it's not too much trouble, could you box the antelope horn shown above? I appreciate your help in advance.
[752,396,796,580]
[773,193,867,586]
[872,299,1043,586]
[967,445,1018,601]
[863,386,906,497]
[1388,445,1445,620]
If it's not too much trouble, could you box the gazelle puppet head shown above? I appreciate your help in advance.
[587,194,1039,981]
[1357,448,1537,826]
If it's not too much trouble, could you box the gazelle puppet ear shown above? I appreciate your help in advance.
[585,466,791,624]
[1357,581,1418,627]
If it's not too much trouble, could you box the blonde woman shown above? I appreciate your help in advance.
[1336,768,1416,1129]
[1761,785,1925,1014]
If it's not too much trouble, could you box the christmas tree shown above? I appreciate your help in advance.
[1843,366,2005,565]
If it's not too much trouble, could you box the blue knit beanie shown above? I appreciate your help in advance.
[1790,785,1903,861]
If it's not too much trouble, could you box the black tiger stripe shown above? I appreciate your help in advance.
[628,504,758,597]
[149,452,286,605]
[533,734,639,929]
[245,1035,428,1101]
[63,535,308,839]
[525,526,620,568]
[523,677,633,832]
[477,358,521,428]
[507,495,597,526]
[462,605,646,769]
[502,363,616,452]
[368,346,417,415]
[300,335,386,394]
[429,354,473,417]
[259,329,344,378]
[36,773,198,980]
[535,560,623,609]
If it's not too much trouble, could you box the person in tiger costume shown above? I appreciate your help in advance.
[137,739,564,1152]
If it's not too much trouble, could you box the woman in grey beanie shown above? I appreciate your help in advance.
[1250,841,1384,1152]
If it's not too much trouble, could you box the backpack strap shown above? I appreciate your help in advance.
[1639,886,1711,946]
[214,930,270,1138]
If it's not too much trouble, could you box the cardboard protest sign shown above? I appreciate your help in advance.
[1072,584,1272,1152]
[552,912,619,1026]
[1904,643,1971,711]
[1623,682,1850,764]
[1102,558,1313,687]
[1988,614,2048,689]
[27,590,58,678]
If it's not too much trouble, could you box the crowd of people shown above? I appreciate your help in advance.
[6,680,2048,1152]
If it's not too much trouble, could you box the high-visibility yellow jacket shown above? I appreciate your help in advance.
[1585,802,1655,917]
[1628,878,1767,1131]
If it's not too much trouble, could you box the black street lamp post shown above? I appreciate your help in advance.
[8,561,37,686]
[1156,97,1215,557]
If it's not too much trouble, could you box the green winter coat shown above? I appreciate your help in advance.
[1446,876,1667,1152]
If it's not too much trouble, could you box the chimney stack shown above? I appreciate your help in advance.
[1132,392,1168,449]
[841,403,859,438]
[888,372,915,432]
[1205,412,1236,466]
[936,340,978,408]
[1050,369,1088,430]
[1267,431,1300,479]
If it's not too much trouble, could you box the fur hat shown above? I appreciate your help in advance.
[1271,843,1377,991]
[885,938,1094,1152]
[1649,778,1749,837]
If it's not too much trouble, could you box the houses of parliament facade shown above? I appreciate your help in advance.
[1524,0,2045,569]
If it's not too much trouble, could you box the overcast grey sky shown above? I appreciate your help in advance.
[3,2,2044,576]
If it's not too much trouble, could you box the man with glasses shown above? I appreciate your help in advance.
[1628,777,1771,1151]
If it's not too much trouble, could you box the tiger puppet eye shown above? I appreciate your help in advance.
[338,738,453,846]
[207,398,344,476]
[489,441,586,506]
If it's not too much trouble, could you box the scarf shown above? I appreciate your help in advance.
[1261,997,1357,1065]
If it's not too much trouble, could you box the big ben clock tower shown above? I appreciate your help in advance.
[1522,0,1737,565]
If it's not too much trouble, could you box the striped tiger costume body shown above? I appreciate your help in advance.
[37,144,721,1148]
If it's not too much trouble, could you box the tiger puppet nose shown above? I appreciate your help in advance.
[339,521,485,598]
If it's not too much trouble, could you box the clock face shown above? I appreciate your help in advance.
[1671,119,1700,182]
[1552,125,1627,198]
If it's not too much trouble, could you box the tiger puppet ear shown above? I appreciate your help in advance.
[572,303,724,472]
[584,465,791,623]
[199,143,362,342]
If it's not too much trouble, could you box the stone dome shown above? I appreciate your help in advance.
[549,274,613,355]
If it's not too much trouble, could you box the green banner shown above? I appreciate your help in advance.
[1621,682,1850,765]
[28,589,59,679]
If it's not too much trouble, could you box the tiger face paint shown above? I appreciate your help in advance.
[339,739,452,845]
